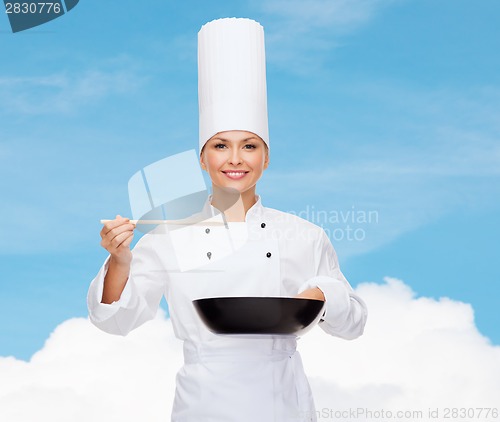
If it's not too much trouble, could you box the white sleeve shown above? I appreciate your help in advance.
[298,230,367,340]
[87,235,167,336]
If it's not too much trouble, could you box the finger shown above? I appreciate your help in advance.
[108,230,134,252]
[101,215,130,236]
[101,225,131,242]
[294,290,311,299]
[121,231,135,248]
[101,221,135,240]
[101,226,135,249]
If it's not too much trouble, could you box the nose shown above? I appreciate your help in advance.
[227,148,243,166]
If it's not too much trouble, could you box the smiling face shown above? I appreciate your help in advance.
[200,130,269,197]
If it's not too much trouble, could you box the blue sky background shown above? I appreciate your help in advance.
[0,0,499,361]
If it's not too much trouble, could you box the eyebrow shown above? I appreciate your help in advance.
[211,136,259,142]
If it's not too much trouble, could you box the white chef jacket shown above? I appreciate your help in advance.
[87,195,367,422]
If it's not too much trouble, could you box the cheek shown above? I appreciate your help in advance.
[250,153,267,170]
[204,155,224,172]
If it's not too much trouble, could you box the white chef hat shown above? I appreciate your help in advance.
[198,18,269,153]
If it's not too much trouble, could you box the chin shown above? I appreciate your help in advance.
[214,182,253,193]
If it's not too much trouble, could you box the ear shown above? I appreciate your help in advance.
[200,153,207,171]
[263,150,270,170]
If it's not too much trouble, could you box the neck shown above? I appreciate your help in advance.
[210,186,257,222]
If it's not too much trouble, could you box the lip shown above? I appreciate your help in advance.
[221,170,249,180]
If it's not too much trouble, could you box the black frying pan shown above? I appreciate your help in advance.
[193,297,325,335]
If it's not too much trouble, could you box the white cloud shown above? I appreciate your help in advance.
[262,160,494,260]
[0,58,146,115]
[262,0,389,30]
[259,83,500,259]
[258,0,397,73]
[301,278,500,418]
[0,309,183,422]
[1,278,499,421]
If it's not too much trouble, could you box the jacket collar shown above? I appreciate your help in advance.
[202,194,264,223]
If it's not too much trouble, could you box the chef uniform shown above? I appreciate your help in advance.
[87,18,367,422]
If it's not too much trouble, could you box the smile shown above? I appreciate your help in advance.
[222,171,249,180]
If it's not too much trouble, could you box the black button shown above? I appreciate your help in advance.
[261,223,266,228]
[205,228,210,234]
[266,252,272,258]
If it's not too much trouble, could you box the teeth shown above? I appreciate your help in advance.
[225,172,246,177]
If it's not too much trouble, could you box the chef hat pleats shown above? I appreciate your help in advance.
[198,18,269,152]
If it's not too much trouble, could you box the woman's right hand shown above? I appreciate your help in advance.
[100,215,136,265]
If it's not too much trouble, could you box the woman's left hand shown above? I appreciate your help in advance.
[295,287,325,301]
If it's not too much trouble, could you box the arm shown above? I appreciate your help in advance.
[87,217,166,336]
[298,230,367,340]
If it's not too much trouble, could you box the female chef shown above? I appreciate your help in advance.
[88,18,367,422]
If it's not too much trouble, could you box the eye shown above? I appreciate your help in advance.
[214,143,227,149]
[244,144,257,149]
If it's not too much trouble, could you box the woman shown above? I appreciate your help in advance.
[88,18,367,422]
